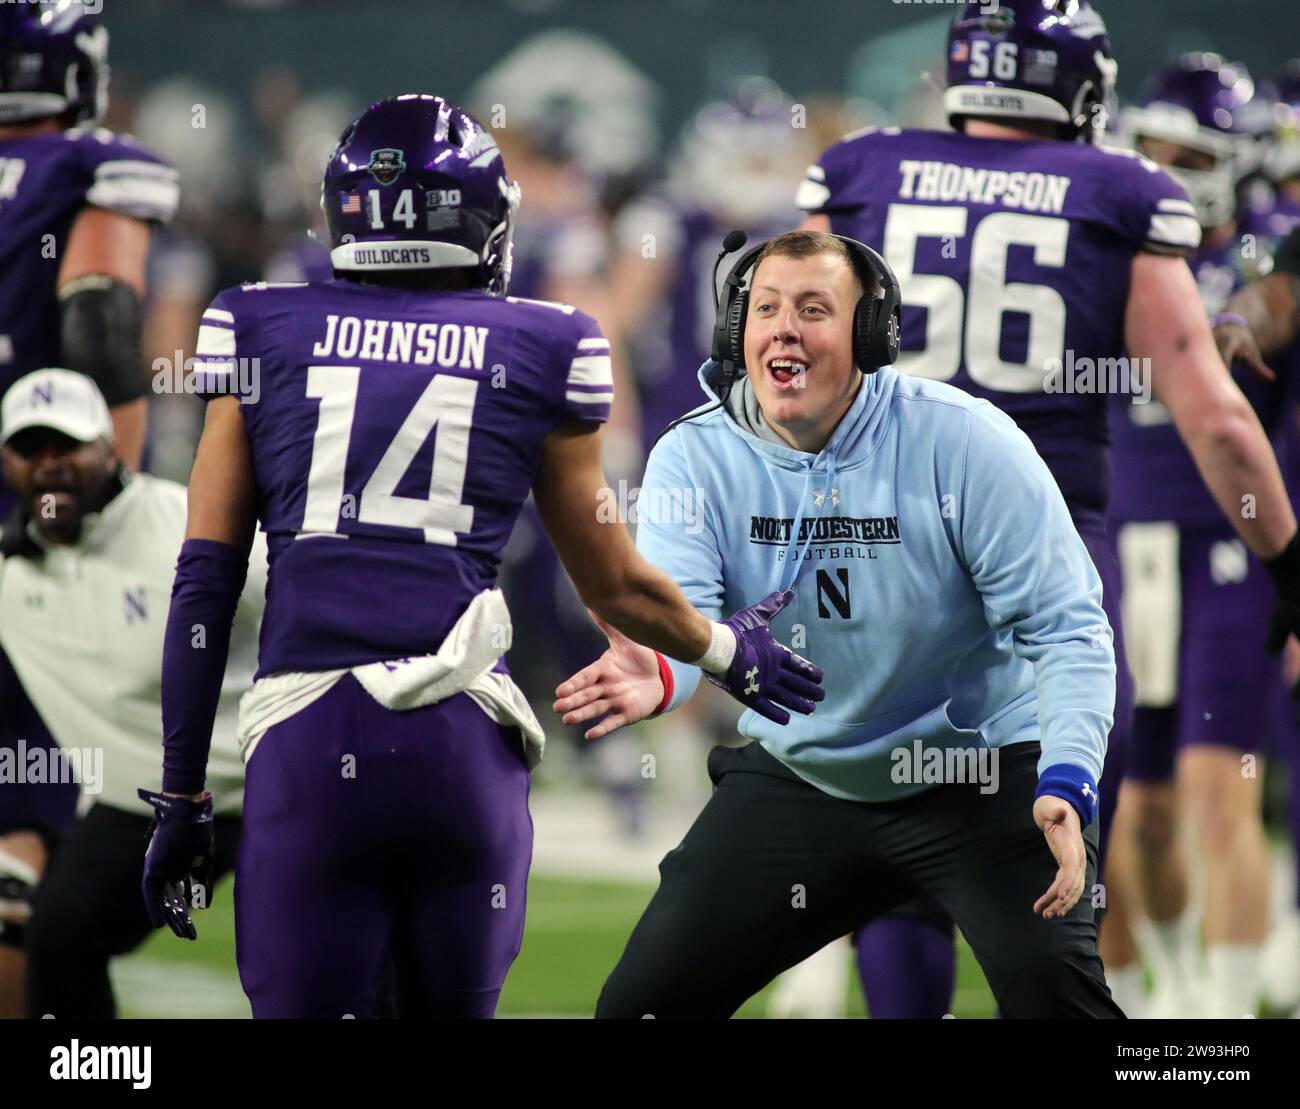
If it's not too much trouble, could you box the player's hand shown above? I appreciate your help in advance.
[1031,794,1086,920]
[1214,317,1274,381]
[138,788,214,941]
[554,615,664,741]
[703,590,825,725]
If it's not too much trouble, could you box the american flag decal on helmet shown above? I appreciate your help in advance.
[340,192,361,214]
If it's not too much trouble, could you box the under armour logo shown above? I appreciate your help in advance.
[812,487,840,508]
[744,666,760,695]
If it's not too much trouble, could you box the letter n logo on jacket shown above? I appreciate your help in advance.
[815,568,851,619]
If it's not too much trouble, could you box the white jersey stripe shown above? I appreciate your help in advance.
[85,176,180,221]
[93,159,180,182]
[566,354,614,388]
[795,179,832,212]
[1147,213,1201,251]
[196,325,237,357]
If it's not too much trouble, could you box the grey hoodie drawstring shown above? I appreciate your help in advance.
[776,449,839,594]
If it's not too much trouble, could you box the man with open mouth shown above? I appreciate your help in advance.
[559,229,1128,1017]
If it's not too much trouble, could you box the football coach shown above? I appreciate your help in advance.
[554,230,1123,1018]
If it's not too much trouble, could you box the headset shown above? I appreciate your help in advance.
[657,230,902,445]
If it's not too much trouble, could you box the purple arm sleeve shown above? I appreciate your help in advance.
[160,538,249,795]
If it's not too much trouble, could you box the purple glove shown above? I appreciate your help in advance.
[704,590,825,724]
[138,788,214,941]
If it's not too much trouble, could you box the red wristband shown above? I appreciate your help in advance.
[651,652,674,716]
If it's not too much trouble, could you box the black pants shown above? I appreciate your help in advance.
[596,741,1122,1019]
[25,802,241,1019]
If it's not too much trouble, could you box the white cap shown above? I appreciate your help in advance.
[0,369,113,448]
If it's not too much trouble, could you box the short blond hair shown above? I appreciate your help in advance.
[755,230,878,298]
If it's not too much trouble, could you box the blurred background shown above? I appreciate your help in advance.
[86,0,1300,1016]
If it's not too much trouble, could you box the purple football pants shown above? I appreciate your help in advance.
[1124,527,1280,782]
[234,677,532,1018]
[854,524,1132,1017]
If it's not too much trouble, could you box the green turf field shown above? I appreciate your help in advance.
[112,874,997,1018]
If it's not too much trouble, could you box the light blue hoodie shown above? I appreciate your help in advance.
[637,361,1115,821]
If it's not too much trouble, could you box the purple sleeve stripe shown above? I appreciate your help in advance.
[565,382,615,394]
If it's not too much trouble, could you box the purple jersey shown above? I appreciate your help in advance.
[615,191,793,448]
[1109,208,1295,528]
[0,125,177,511]
[193,280,612,676]
[0,124,177,384]
[798,127,1199,529]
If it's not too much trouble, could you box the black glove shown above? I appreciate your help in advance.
[1265,531,1300,652]
[138,788,214,941]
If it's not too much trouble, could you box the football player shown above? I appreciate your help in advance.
[1104,54,1297,1019]
[798,0,1300,1017]
[0,0,178,1018]
[139,94,822,1018]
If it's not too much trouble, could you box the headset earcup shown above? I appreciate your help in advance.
[853,295,877,373]
[729,290,749,370]
[878,284,902,367]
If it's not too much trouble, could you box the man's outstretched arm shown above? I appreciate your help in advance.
[1130,251,1297,558]
[533,421,714,662]
[539,422,822,735]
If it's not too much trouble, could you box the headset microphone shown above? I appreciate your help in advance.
[711,229,749,311]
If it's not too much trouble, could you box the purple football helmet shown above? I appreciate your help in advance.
[1123,53,1260,227]
[0,1,108,125]
[672,77,808,225]
[944,0,1117,145]
[321,94,521,294]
